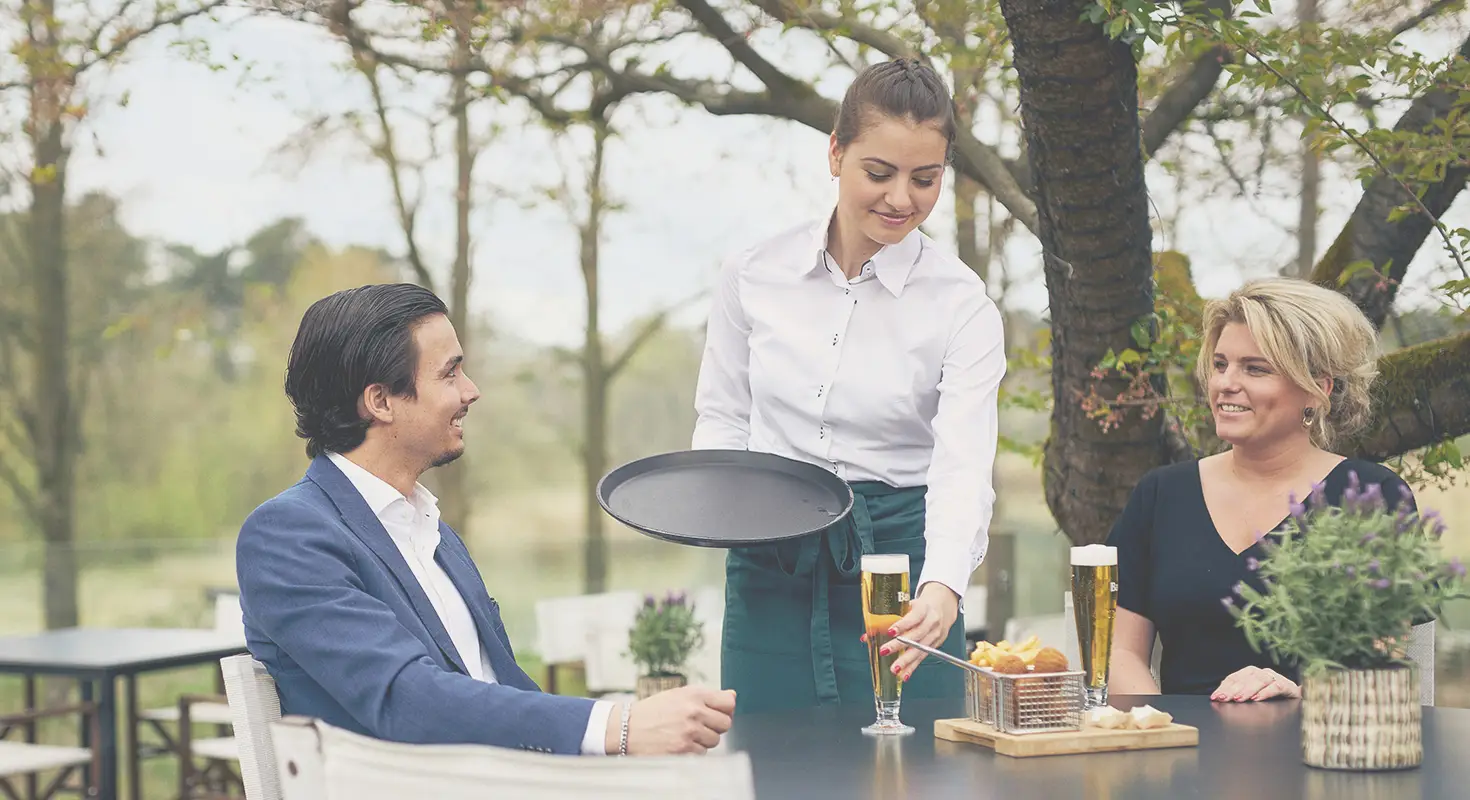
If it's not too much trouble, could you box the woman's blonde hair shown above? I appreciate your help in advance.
[1195,277,1379,449]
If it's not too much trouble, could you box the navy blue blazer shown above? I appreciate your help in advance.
[236,455,595,754]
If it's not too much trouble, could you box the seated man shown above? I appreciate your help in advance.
[237,283,735,756]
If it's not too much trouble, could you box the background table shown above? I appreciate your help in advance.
[0,628,247,800]
[724,693,1470,798]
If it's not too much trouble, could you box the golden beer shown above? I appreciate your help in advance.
[1071,544,1118,709]
[861,553,913,735]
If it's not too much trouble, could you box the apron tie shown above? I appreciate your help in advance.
[810,493,876,704]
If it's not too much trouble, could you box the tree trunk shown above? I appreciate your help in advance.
[26,0,80,630]
[955,173,985,281]
[951,68,987,282]
[1346,331,1470,461]
[998,0,1163,545]
[1310,32,1470,326]
[1293,0,1320,278]
[438,17,475,536]
[581,122,611,594]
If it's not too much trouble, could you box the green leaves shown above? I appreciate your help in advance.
[626,592,705,677]
[1231,491,1468,673]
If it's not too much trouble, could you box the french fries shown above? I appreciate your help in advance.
[968,634,1043,668]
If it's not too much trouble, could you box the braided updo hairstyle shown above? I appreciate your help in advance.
[832,57,957,163]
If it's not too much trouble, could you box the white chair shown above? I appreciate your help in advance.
[220,654,283,800]
[271,716,756,800]
[582,594,648,694]
[534,591,643,694]
[138,591,244,797]
[0,702,98,800]
[1409,621,1435,706]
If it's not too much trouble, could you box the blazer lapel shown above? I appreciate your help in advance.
[434,537,535,689]
[306,456,470,676]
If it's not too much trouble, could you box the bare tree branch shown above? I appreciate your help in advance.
[1142,47,1232,158]
[1391,0,1464,38]
[606,291,706,379]
[83,0,141,56]
[1311,31,1470,325]
[333,2,437,291]
[75,1,229,78]
[749,0,919,58]
[0,449,38,525]
[679,0,810,96]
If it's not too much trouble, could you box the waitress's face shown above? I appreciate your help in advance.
[828,112,947,249]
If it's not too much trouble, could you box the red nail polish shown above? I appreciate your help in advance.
[887,628,897,636]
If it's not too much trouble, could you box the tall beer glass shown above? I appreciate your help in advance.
[1071,544,1118,709]
[861,553,913,735]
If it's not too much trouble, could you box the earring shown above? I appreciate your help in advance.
[1302,408,1315,428]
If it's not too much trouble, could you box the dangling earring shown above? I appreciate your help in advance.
[1302,407,1315,428]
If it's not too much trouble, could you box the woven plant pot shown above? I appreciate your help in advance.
[1301,665,1421,770]
[635,673,687,700]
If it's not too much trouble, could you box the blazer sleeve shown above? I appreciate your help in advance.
[236,496,597,754]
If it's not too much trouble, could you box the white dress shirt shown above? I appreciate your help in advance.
[326,452,613,754]
[692,214,1006,598]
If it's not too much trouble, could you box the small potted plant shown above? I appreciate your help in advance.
[1228,474,1466,770]
[627,590,705,699]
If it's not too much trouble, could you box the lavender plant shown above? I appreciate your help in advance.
[1228,472,1467,675]
[627,591,705,678]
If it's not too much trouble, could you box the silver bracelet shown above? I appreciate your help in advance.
[618,702,632,756]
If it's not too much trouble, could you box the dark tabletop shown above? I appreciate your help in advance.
[0,627,246,675]
[723,694,1470,799]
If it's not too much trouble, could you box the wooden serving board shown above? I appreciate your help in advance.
[934,718,1198,758]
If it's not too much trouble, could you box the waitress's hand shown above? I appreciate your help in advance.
[882,582,959,682]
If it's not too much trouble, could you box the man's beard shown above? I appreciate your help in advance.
[430,447,465,469]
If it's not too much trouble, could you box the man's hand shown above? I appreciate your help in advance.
[604,685,737,755]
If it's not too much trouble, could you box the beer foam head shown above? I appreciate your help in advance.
[1070,544,1117,566]
[861,554,909,574]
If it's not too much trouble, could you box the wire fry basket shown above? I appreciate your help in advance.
[964,668,1084,734]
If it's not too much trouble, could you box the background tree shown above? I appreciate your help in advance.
[0,0,227,628]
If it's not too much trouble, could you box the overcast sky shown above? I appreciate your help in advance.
[29,7,1470,346]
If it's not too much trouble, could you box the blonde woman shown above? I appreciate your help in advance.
[1105,278,1415,702]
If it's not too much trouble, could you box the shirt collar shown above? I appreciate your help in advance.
[805,208,924,298]
[326,451,438,519]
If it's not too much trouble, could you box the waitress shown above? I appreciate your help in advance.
[691,57,1006,713]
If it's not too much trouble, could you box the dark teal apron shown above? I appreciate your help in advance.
[720,481,966,714]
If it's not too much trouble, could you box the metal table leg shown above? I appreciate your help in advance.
[24,674,36,800]
[96,676,117,800]
[125,676,139,800]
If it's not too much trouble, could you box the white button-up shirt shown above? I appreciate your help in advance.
[326,452,612,754]
[691,215,1006,598]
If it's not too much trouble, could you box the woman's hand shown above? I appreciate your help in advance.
[1210,666,1300,702]
[881,582,959,682]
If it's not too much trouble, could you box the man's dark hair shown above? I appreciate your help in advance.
[284,283,448,458]
[833,57,957,163]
